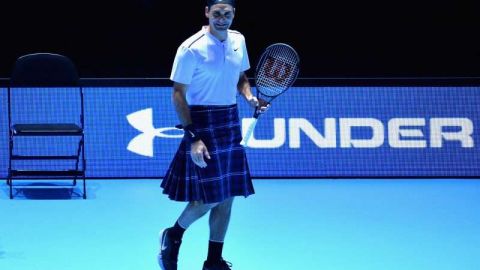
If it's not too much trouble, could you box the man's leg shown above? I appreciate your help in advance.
[209,197,234,241]
[159,201,218,270]
[178,200,218,228]
[203,197,234,269]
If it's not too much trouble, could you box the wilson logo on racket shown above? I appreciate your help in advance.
[262,56,294,83]
[126,108,183,157]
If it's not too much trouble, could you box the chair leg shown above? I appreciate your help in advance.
[9,179,13,199]
[74,137,83,187]
[81,137,86,199]
[83,178,87,199]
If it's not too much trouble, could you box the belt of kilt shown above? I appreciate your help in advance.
[161,104,254,203]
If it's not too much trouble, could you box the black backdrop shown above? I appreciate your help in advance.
[1,0,479,78]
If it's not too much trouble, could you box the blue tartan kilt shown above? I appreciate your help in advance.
[161,104,255,203]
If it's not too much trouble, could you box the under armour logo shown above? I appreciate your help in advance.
[126,108,183,157]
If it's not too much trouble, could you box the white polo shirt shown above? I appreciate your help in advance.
[170,26,250,105]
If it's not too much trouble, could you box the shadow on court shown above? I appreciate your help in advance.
[7,182,84,200]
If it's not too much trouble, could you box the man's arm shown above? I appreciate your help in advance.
[237,72,255,102]
[237,72,270,111]
[172,82,192,127]
[172,81,210,168]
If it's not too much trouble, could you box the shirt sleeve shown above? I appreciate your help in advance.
[240,36,250,72]
[170,46,197,84]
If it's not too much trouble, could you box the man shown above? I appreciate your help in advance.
[158,1,268,270]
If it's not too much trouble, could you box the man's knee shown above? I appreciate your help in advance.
[189,200,218,211]
[214,197,234,212]
[190,200,205,207]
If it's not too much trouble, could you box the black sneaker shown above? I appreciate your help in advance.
[157,228,182,270]
[202,258,233,270]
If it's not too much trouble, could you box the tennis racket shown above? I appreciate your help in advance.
[240,43,300,146]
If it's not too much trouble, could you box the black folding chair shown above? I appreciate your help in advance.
[6,53,86,199]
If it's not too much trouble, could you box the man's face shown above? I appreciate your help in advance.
[206,4,235,31]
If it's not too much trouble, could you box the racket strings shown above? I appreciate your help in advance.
[256,45,299,97]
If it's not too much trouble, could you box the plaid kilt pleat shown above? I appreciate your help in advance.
[161,104,254,203]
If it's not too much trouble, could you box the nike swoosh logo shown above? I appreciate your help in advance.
[234,48,239,51]
[161,235,168,251]
[188,130,195,138]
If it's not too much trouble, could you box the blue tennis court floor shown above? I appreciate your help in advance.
[0,179,479,270]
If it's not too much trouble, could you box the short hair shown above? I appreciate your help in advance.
[207,0,236,9]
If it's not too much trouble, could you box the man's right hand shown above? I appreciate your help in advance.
[190,140,211,168]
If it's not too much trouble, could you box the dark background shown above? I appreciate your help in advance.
[1,0,479,78]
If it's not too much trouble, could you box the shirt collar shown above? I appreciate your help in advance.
[202,26,229,45]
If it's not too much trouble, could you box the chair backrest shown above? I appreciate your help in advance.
[10,53,79,87]
[8,53,84,126]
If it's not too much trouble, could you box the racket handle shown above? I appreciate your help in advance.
[240,118,258,146]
